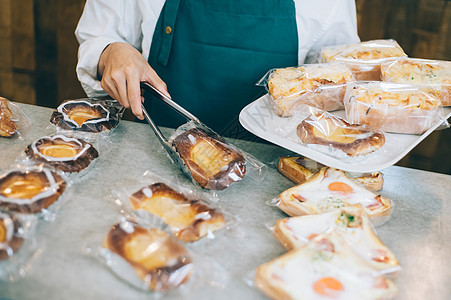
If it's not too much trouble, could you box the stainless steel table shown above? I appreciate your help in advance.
[0,103,450,300]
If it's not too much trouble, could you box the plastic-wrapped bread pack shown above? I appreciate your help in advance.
[269,167,393,226]
[381,57,451,106]
[111,170,233,243]
[271,207,401,277]
[82,216,230,295]
[344,81,444,134]
[277,155,384,191]
[320,39,407,81]
[0,209,43,281]
[253,230,399,300]
[256,63,355,116]
[0,96,32,139]
[169,121,267,190]
[276,106,386,159]
[49,97,124,135]
[0,165,71,222]
[13,133,100,180]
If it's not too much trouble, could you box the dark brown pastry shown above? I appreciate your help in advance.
[104,222,193,292]
[297,113,385,156]
[0,169,67,214]
[50,99,122,132]
[0,210,24,260]
[173,128,246,190]
[25,135,99,173]
[0,97,17,137]
[130,183,225,242]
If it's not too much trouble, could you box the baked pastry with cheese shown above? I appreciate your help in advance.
[24,135,99,173]
[0,210,24,260]
[381,58,451,106]
[0,97,17,137]
[297,112,385,156]
[130,183,225,242]
[104,222,193,292]
[344,82,442,134]
[0,168,67,214]
[321,39,407,80]
[277,167,392,224]
[274,207,400,273]
[172,128,246,190]
[50,99,123,132]
[267,64,354,116]
[278,156,384,191]
[255,231,398,300]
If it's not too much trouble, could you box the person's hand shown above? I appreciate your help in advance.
[98,42,169,120]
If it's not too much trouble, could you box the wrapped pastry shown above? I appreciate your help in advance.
[262,63,354,116]
[103,221,193,292]
[0,210,24,261]
[344,82,442,134]
[50,98,123,133]
[130,183,225,242]
[296,111,385,156]
[0,97,18,137]
[24,135,99,173]
[0,167,67,214]
[381,58,451,106]
[321,39,407,80]
[172,127,246,190]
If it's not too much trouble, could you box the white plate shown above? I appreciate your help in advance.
[239,94,451,172]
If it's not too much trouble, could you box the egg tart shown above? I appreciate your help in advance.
[0,168,67,214]
[104,222,193,292]
[0,210,24,260]
[50,99,122,132]
[0,97,18,137]
[130,183,225,242]
[25,135,99,173]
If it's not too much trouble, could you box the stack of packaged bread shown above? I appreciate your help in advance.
[254,156,401,299]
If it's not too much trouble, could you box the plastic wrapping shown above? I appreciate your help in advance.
[49,97,124,133]
[254,230,398,300]
[0,96,32,139]
[277,156,384,191]
[272,207,400,276]
[256,63,354,116]
[320,39,407,81]
[381,57,451,106]
[112,170,233,243]
[273,167,393,226]
[284,107,386,157]
[344,81,444,134]
[169,121,267,190]
[0,209,42,281]
[0,166,70,221]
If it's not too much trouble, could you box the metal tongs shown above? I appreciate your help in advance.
[140,82,202,173]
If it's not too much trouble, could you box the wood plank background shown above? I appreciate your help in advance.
[0,0,450,174]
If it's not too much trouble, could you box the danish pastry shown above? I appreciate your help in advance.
[0,97,17,137]
[0,210,24,260]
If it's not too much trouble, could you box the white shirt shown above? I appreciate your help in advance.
[75,0,360,97]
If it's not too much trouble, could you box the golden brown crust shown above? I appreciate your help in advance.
[130,183,225,242]
[173,128,246,190]
[0,170,66,214]
[0,212,24,261]
[273,219,297,251]
[296,114,385,156]
[0,97,18,137]
[104,223,193,292]
[24,136,99,173]
[354,172,384,191]
[277,157,315,185]
[255,264,294,300]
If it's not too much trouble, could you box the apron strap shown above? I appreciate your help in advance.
[157,0,181,66]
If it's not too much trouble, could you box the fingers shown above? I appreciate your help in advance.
[145,68,171,99]
[125,69,144,120]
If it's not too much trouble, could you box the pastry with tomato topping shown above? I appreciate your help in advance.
[277,167,392,225]
[297,111,385,156]
[274,207,400,274]
[255,231,398,300]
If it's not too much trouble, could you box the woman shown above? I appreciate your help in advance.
[76,0,359,134]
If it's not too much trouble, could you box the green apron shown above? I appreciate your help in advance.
[146,0,298,135]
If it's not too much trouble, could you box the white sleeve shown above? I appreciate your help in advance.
[75,0,164,97]
[294,0,360,64]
